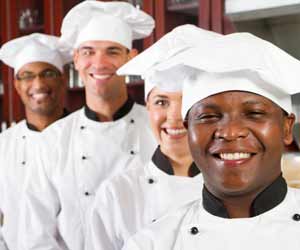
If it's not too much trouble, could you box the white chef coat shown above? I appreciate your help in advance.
[87,147,203,250]
[0,120,40,250]
[19,103,156,250]
[123,186,300,250]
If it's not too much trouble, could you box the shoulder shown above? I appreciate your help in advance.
[131,103,148,117]
[124,201,195,250]
[41,109,82,140]
[0,120,26,144]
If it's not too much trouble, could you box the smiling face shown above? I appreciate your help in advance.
[73,40,137,102]
[14,62,66,117]
[187,91,295,199]
[147,87,190,157]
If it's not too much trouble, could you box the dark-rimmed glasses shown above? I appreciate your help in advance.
[16,69,62,83]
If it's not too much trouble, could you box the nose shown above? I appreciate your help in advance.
[214,119,249,141]
[167,102,183,123]
[31,75,45,89]
[92,51,110,68]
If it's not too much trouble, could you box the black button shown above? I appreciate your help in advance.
[84,191,90,196]
[82,156,87,160]
[22,135,26,139]
[80,125,85,130]
[190,227,199,235]
[130,150,135,155]
[152,219,156,223]
[130,119,135,124]
[293,214,300,221]
[21,161,26,165]
[148,178,154,184]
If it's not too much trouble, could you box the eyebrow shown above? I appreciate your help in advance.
[107,46,124,53]
[78,46,94,51]
[78,46,124,51]
[18,68,56,75]
[242,100,268,107]
[195,103,220,110]
[152,95,169,99]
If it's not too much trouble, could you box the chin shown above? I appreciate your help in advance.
[30,106,55,116]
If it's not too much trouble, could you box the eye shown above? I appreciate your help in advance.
[195,113,221,122]
[154,99,169,107]
[79,49,94,57]
[107,49,122,56]
[246,110,266,118]
[16,73,35,82]
[42,69,61,79]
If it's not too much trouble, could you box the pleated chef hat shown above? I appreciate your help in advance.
[166,32,300,118]
[120,28,300,116]
[0,33,72,74]
[60,1,155,50]
[117,24,222,99]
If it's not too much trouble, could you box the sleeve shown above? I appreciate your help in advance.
[85,182,122,250]
[18,135,67,250]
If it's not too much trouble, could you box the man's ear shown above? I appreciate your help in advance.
[283,113,296,145]
[128,48,138,60]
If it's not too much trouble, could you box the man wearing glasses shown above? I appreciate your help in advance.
[0,33,72,250]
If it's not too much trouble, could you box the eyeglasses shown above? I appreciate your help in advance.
[16,69,62,82]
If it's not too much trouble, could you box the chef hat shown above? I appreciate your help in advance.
[0,33,72,74]
[117,24,222,99]
[60,1,155,50]
[176,33,300,117]
[124,31,300,116]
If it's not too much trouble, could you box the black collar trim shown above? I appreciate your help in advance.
[84,97,134,122]
[26,108,69,131]
[202,174,287,218]
[151,146,200,177]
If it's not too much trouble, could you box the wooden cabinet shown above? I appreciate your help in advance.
[143,0,235,41]
[0,0,81,127]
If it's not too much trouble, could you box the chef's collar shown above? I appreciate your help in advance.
[151,146,200,177]
[202,174,287,218]
[26,108,70,131]
[84,96,134,122]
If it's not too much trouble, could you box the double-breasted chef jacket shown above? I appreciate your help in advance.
[19,99,157,250]
[87,146,203,250]
[123,175,300,250]
[0,121,39,250]
[0,110,68,250]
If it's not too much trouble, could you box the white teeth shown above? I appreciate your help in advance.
[219,152,251,160]
[32,93,48,100]
[92,74,111,80]
[166,128,187,135]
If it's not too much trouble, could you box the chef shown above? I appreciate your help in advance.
[19,1,156,250]
[86,24,222,250]
[122,31,300,250]
[0,33,71,250]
